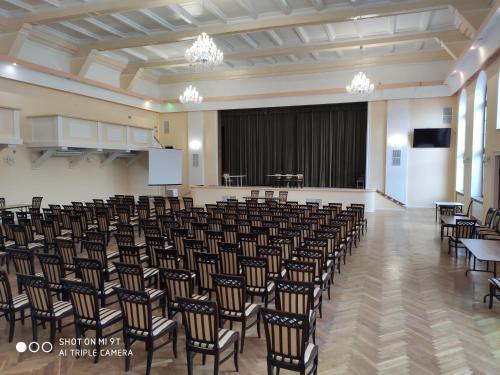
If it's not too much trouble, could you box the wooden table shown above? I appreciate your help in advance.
[462,239,500,277]
[440,215,474,226]
[243,196,279,201]
[434,201,463,222]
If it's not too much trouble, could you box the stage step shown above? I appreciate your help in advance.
[376,190,406,208]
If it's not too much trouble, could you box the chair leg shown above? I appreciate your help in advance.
[31,316,38,342]
[489,283,495,309]
[75,325,82,358]
[124,334,131,371]
[256,314,261,338]
[187,350,194,375]
[146,341,153,375]
[267,362,273,375]
[49,320,56,347]
[234,339,239,372]
[8,311,15,342]
[94,327,102,363]
[240,320,246,353]
[214,353,219,375]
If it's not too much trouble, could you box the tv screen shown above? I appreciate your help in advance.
[413,128,451,148]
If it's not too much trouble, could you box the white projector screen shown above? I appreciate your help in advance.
[148,148,183,185]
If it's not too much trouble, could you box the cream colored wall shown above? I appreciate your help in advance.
[0,78,159,205]
[203,111,219,186]
[367,101,386,192]
[407,97,457,207]
[457,55,500,220]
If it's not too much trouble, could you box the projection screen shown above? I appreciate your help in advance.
[148,148,183,185]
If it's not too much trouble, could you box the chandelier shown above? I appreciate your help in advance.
[179,85,203,104]
[185,32,223,68]
[346,72,375,95]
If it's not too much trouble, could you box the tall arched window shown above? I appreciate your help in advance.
[456,90,467,192]
[471,71,487,198]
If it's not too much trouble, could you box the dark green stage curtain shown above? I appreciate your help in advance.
[220,102,367,188]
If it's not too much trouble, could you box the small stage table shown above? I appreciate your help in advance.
[434,201,463,222]
[224,175,246,187]
[462,239,500,278]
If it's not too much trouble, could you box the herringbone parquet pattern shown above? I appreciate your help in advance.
[0,209,499,374]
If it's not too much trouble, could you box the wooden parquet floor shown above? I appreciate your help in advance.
[1,209,499,374]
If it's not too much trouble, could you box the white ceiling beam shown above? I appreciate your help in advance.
[273,0,292,15]
[311,52,321,60]
[265,30,283,46]
[310,0,325,11]
[61,20,102,40]
[7,23,32,57]
[143,45,169,60]
[264,56,277,64]
[387,16,396,35]
[169,4,199,26]
[324,23,335,41]
[295,27,310,43]
[110,13,150,34]
[43,0,60,7]
[122,48,149,61]
[240,33,259,49]
[287,54,299,62]
[84,18,125,37]
[213,37,235,52]
[139,9,176,30]
[77,0,490,52]
[236,0,258,19]
[225,61,234,68]
[201,0,227,23]
[4,0,33,12]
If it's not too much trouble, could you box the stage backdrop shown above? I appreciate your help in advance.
[220,102,367,188]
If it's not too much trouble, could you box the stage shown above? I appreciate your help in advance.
[190,186,404,212]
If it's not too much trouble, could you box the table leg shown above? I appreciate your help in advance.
[435,204,438,222]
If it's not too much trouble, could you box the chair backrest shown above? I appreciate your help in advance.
[115,262,145,291]
[294,248,324,281]
[265,191,274,199]
[0,198,4,209]
[9,248,35,275]
[261,308,309,363]
[205,230,224,254]
[116,224,135,237]
[257,245,283,278]
[115,287,153,336]
[0,269,13,307]
[455,219,477,239]
[38,254,65,285]
[251,226,269,246]
[168,197,181,212]
[118,245,143,265]
[279,191,288,203]
[17,274,52,315]
[155,248,180,269]
[160,268,194,301]
[283,259,315,283]
[439,205,456,216]
[239,256,268,289]
[222,224,238,243]
[238,233,258,257]
[484,208,497,227]
[183,197,194,210]
[196,252,219,292]
[172,228,188,257]
[179,298,219,348]
[275,279,315,315]
[56,238,76,269]
[115,233,135,248]
[83,241,109,270]
[32,196,43,211]
[218,242,241,275]
[212,274,246,314]
[184,239,206,272]
[63,279,99,323]
[75,257,105,291]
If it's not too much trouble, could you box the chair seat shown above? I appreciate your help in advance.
[37,300,73,318]
[144,267,159,279]
[0,293,30,310]
[171,294,207,308]
[271,342,317,366]
[221,302,259,318]
[4,240,15,248]
[489,278,500,289]
[145,287,165,300]
[61,229,72,236]
[106,251,119,260]
[248,281,275,294]
[88,225,98,230]
[191,328,238,350]
[33,234,45,242]
[130,315,176,338]
[100,282,120,296]
[81,307,122,326]
[27,242,44,250]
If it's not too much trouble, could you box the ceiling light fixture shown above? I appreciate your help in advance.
[185,32,223,68]
[179,85,203,104]
[346,72,375,95]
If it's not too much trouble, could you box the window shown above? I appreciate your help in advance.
[456,90,466,192]
[471,71,487,198]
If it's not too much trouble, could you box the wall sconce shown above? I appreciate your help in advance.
[189,140,202,150]
[388,134,407,148]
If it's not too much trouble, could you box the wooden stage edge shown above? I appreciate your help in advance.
[189,186,403,212]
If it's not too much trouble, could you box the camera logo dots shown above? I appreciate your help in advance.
[16,341,53,353]
[16,341,27,353]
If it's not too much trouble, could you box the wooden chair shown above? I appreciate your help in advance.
[55,238,77,274]
[83,241,118,282]
[238,233,258,257]
[279,191,288,203]
[269,235,294,260]
[168,197,181,212]
[63,279,122,363]
[115,287,178,375]
[96,209,117,244]
[222,224,238,244]
[32,196,43,212]
[184,239,206,273]
[239,256,275,307]
[257,244,284,280]
[251,226,269,246]
[196,252,219,298]
[179,298,239,375]
[448,219,477,257]
[159,268,207,319]
[218,242,241,276]
[251,190,260,198]
[74,257,119,307]
[8,248,37,293]
[155,248,182,269]
[172,228,189,261]
[212,273,260,352]
[192,222,209,245]
[37,253,68,300]
[146,236,172,267]
[294,248,331,300]
[0,269,30,342]
[183,197,194,210]
[440,205,457,239]
[18,274,73,347]
[261,308,318,375]
[206,230,224,254]
[11,224,44,252]
[274,279,318,343]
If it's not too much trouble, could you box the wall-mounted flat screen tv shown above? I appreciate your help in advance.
[413,128,451,148]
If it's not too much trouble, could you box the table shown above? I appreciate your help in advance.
[434,201,463,222]
[440,215,477,240]
[266,174,302,188]
[462,239,500,277]
[243,196,279,201]
[225,175,246,187]
[0,203,31,211]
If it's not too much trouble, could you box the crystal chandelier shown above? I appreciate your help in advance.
[185,32,223,68]
[346,72,375,95]
[179,85,203,104]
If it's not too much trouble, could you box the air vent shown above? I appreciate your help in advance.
[163,120,170,134]
[192,153,199,167]
[392,149,401,166]
[443,107,452,124]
